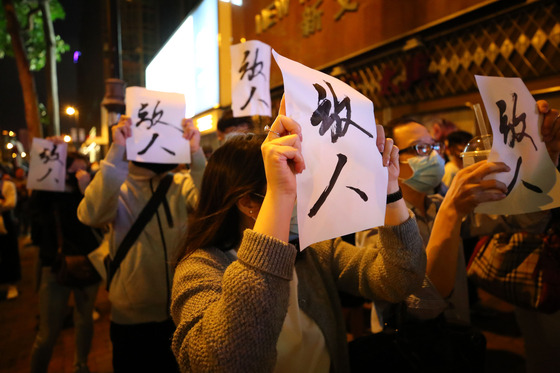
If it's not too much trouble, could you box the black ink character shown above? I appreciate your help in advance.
[239,48,265,81]
[310,80,373,143]
[307,81,375,217]
[505,156,543,195]
[238,48,269,111]
[136,101,182,132]
[135,101,182,157]
[496,93,543,194]
[496,92,537,151]
[308,153,368,218]
[37,144,63,183]
[39,144,62,164]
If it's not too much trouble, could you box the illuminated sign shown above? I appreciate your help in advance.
[146,0,219,118]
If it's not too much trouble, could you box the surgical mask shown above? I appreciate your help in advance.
[400,152,445,194]
[289,203,298,241]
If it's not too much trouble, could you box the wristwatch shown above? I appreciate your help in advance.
[386,187,403,204]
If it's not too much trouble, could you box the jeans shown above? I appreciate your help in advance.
[30,267,99,373]
[110,318,179,372]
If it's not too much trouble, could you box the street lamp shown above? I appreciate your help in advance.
[65,105,84,143]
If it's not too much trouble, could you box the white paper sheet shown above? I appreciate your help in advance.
[231,40,272,117]
[125,87,190,164]
[474,75,560,214]
[27,138,67,192]
[273,50,387,249]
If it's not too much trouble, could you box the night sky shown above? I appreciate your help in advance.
[0,0,97,135]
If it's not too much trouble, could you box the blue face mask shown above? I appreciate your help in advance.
[401,152,445,194]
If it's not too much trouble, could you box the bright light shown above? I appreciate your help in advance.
[8,131,15,137]
[63,135,72,142]
[196,114,214,132]
[73,50,82,63]
[11,153,17,158]
[6,143,13,149]
[21,152,27,158]
[219,0,243,5]
[66,106,76,115]
[146,0,219,118]
[240,38,246,43]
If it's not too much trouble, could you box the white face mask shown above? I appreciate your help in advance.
[400,152,445,194]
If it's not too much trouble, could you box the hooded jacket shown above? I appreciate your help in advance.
[78,143,205,324]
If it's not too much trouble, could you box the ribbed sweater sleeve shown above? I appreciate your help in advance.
[77,144,129,227]
[323,212,426,303]
[171,230,297,373]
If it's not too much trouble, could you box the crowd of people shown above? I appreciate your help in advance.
[0,94,559,373]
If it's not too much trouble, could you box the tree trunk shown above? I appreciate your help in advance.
[39,0,60,137]
[2,0,42,144]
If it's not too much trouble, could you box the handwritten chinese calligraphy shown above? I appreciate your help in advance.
[273,50,387,249]
[37,144,63,182]
[310,80,373,143]
[474,75,560,215]
[238,49,269,111]
[231,40,272,117]
[27,138,68,192]
[307,81,372,217]
[135,100,182,156]
[125,87,191,164]
[496,93,537,151]
[496,92,542,195]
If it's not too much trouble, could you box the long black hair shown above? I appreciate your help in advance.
[176,133,267,262]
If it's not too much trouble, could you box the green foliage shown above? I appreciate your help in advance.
[0,0,69,70]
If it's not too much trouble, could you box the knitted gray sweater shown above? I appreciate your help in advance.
[171,215,425,372]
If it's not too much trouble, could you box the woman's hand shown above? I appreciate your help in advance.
[376,124,400,194]
[254,96,304,242]
[182,118,201,154]
[537,100,560,166]
[260,96,305,200]
[112,115,132,146]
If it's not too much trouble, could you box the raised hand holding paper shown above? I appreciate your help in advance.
[272,50,386,249]
[125,87,190,164]
[475,75,560,214]
[231,40,272,117]
[27,138,67,192]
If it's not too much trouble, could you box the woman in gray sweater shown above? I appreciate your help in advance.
[171,111,426,372]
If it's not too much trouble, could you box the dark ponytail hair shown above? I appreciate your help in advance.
[176,133,267,263]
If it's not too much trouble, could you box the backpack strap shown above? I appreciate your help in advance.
[105,173,174,289]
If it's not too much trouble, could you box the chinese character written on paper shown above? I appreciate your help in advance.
[308,80,373,217]
[496,92,542,194]
[135,100,182,156]
[37,144,63,183]
[238,48,269,111]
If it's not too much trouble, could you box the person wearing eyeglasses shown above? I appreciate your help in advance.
[365,117,509,324]
[356,106,559,327]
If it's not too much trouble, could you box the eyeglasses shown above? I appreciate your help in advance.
[251,192,266,201]
[398,142,444,156]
